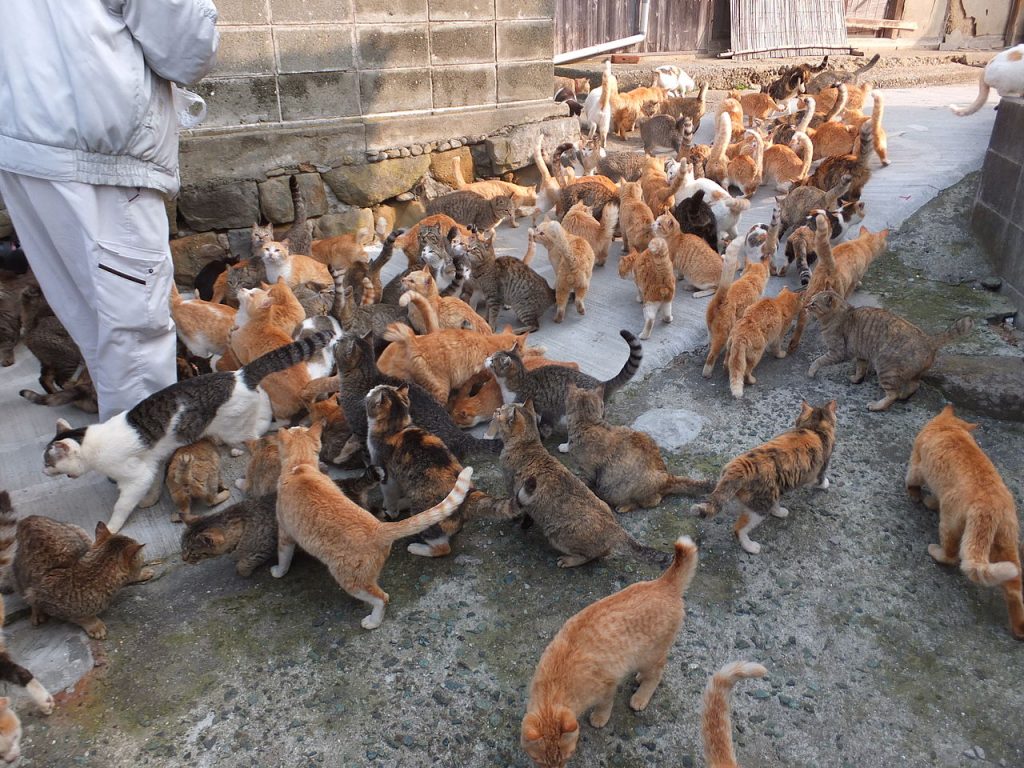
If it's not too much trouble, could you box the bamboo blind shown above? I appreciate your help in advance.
[729,0,850,60]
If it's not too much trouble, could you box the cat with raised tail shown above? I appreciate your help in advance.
[702,661,768,768]
[520,536,698,767]
[950,45,1024,116]
[43,331,334,533]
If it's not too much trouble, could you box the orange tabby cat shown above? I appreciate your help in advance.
[310,230,370,270]
[724,129,764,197]
[718,96,744,137]
[703,112,732,186]
[639,158,685,215]
[762,131,813,191]
[560,201,618,267]
[726,287,802,399]
[169,283,236,360]
[617,179,656,254]
[377,323,528,403]
[702,661,768,768]
[532,221,596,323]
[618,240,675,340]
[258,240,331,290]
[652,214,721,297]
[274,421,473,629]
[521,536,698,768]
[399,267,490,334]
[906,404,1024,638]
[448,357,580,428]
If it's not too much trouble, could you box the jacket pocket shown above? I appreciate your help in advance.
[96,241,172,334]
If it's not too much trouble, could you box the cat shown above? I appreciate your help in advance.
[531,221,596,323]
[560,201,618,267]
[273,421,473,629]
[718,96,745,139]
[652,214,721,297]
[307,394,352,463]
[484,329,641,436]
[212,258,266,306]
[393,215,470,268]
[805,54,879,95]
[412,222,470,298]
[617,180,656,254]
[767,56,829,102]
[451,159,537,228]
[618,240,676,340]
[905,404,1024,638]
[762,131,813,192]
[800,121,873,202]
[579,147,650,183]
[562,384,711,511]
[729,90,784,125]
[399,267,490,334]
[671,189,719,252]
[556,178,619,221]
[279,175,313,256]
[43,331,333,532]
[554,75,591,96]
[258,237,330,292]
[521,535,697,768]
[448,356,581,428]
[292,280,335,318]
[710,196,750,245]
[702,224,770,377]
[165,439,230,522]
[533,135,566,215]
[659,83,707,128]
[640,114,692,156]
[0,698,20,764]
[581,60,616,147]
[612,86,665,139]
[950,44,1024,116]
[0,277,30,367]
[310,230,369,271]
[703,112,732,186]
[234,434,281,496]
[806,291,973,411]
[169,282,236,360]
[692,400,837,554]
[425,190,515,232]
[464,228,555,333]
[774,174,851,274]
[639,157,686,215]
[783,200,866,285]
[332,283,408,347]
[701,661,768,768]
[180,493,277,577]
[724,130,764,198]
[726,287,802,399]
[770,94,815,145]
[652,64,695,96]
[486,401,667,567]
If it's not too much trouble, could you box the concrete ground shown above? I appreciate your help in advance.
[2,82,1023,767]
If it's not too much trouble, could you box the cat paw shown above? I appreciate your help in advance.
[629,692,652,712]
[407,542,436,557]
[230,447,245,458]
[771,506,789,518]
[37,693,55,716]
[85,621,107,640]
[774,349,787,359]
[270,565,289,579]
[557,442,570,454]
[662,314,673,324]
[135,567,156,583]
[739,539,761,555]
[928,543,958,565]
[589,709,611,728]
[816,477,830,490]
[234,477,249,491]
[212,489,231,505]
[361,615,383,630]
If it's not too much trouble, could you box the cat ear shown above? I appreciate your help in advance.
[799,400,813,420]
[522,398,538,420]
[308,420,325,442]
[859,226,869,236]
[396,383,410,398]
[558,708,579,735]
[201,530,226,547]
[123,542,146,562]
[826,399,837,417]
[522,713,543,743]
[55,418,72,436]
[260,282,271,290]
[513,334,527,351]
[594,383,606,400]
[95,521,112,543]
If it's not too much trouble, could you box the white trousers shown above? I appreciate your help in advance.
[0,172,177,421]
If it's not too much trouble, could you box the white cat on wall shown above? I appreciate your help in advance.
[950,45,1024,116]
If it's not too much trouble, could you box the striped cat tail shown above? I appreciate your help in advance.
[855,121,874,166]
[241,330,334,388]
[930,317,973,349]
[660,474,716,499]
[602,330,643,397]
[620,534,671,566]
[660,535,699,594]
[0,492,16,573]
[702,661,767,768]
[379,468,473,543]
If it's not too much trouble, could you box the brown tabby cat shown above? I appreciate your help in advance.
[640,114,693,156]
[180,494,278,577]
[773,174,851,275]
[165,439,230,523]
[692,400,837,554]
[555,178,619,221]
[560,201,618,267]
[464,229,555,333]
[448,356,581,428]
[399,267,490,334]
[659,83,707,128]
[652,214,721,297]
[532,221,596,323]
[521,536,698,768]
[702,661,768,768]
[393,215,471,268]
[906,404,1024,638]
[618,240,676,340]
[273,421,473,629]
[800,121,873,202]
[617,180,656,254]
[451,159,537,228]
[426,191,515,232]
[726,287,803,399]
[806,291,973,411]
[486,401,665,567]
[562,384,711,511]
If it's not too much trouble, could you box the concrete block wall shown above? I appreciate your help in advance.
[972,97,1024,311]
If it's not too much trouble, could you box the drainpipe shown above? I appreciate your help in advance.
[553,0,650,65]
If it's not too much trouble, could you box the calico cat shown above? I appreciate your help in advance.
[44,331,333,532]
[652,214,721,297]
[560,201,618,267]
[180,494,277,577]
[692,400,837,554]
[521,536,698,768]
[562,384,711,511]
[532,221,596,323]
[399,266,490,334]
[487,401,666,567]
[640,114,692,156]
[672,189,719,252]
[273,421,473,629]
[702,661,768,768]
[451,159,537,228]
[783,200,865,285]
[464,229,555,333]
[905,404,1024,638]
[801,121,873,202]
[726,287,802,399]
[165,439,230,522]
[806,291,972,411]
[618,240,675,340]
[484,330,641,436]
[448,356,580,428]
[767,56,829,102]
[169,283,236,360]
[659,83,707,128]
[426,191,515,232]
[771,95,815,146]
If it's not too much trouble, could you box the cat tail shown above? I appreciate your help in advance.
[378,467,473,543]
[602,330,643,397]
[852,52,880,79]
[660,535,699,594]
[930,317,973,349]
[600,203,619,247]
[382,322,416,345]
[371,229,399,277]
[951,70,990,117]
[241,330,334,388]
[533,134,554,185]
[399,292,441,334]
[960,508,1021,586]
[661,475,716,499]
[461,489,516,521]
[708,249,739,315]
[289,175,306,229]
[701,661,767,768]
[0,492,16,573]
[690,469,745,519]
[855,121,874,167]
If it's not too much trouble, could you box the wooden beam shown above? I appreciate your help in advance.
[846,17,918,30]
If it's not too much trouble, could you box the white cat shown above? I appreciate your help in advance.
[652,64,695,97]
[951,45,1024,116]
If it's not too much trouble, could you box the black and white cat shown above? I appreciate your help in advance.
[43,331,333,533]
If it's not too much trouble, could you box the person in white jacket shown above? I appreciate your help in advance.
[0,0,220,421]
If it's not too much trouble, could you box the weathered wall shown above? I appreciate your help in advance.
[972,97,1024,311]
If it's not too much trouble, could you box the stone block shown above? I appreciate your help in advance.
[391,199,427,229]
[227,228,255,260]
[430,23,496,64]
[978,149,1021,216]
[178,181,261,231]
[275,26,355,73]
[1014,167,1024,225]
[354,0,427,22]
[431,65,496,109]
[193,76,280,127]
[270,0,353,23]
[170,232,230,286]
[990,97,1024,163]
[314,207,375,238]
[356,24,429,69]
[485,116,579,174]
[209,28,275,77]
[214,0,269,23]
[429,0,495,21]
[497,61,551,103]
[0,209,12,240]
[323,155,431,207]
[279,72,361,121]
[258,173,328,223]
[495,0,554,18]
[496,20,553,62]
[924,355,1024,422]
[360,69,431,114]
[430,147,474,186]
[970,200,1007,255]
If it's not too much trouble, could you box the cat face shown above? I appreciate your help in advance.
[44,419,87,478]
[521,708,579,768]
[484,401,539,441]
[806,290,845,319]
[653,213,679,239]
[419,225,448,268]
[484,348,520,380]
[333,333,371,375]
[0,699,22,764]
[251,223,274,253]
[259,241,289,268]
[181,520,233,565]
[493,196,517,218]
[401,268,434,296]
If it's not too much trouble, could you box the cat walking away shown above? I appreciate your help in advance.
[702,661,768,768]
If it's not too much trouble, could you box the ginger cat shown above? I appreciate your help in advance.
[906,404,1024,638]
[258,240,331,291]
[652,214,721,297]
[618,239,676,340]
[692,400,837,553]
[724,129,764,197]
[532,222,596,323]
[165,439,230,522]
[729,89,782,125]
[719,96,744,136]
[169,283,236,360]
[702,224,769,377]
[448,356,581,428]
[703,112,732,186]
[273,421,473,629]
[702,661,768,768]
[310,230,370,270]
[617,179,656,254]
[377,322,527,403]
[762,131,812,191]
[726,287,802,399]
[393,215,471,268]
[398,267,490,334]
[560,201,618,267]
[639,157,685,215]
[521,536,698,768]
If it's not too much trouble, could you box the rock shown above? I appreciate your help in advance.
[399,147,411,158]
[391,200,428,230]
[322,156,431,208]
[924,354,1024,422]
[178,181,260,231]
[485,117,580,175]
[314,208,375,239]
[170,232,229,285]
[631,408,705,451]
[416,175,453,201]
[980,276,1003,291]
[226,228,254,261]
[431,148,474,188]
[0,208,14,240]
[258,173,328,224]
[410,144,423,157]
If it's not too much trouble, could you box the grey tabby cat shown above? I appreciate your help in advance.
[417,222,470,297]
[464,229,554,333]
[641,115,693,156]
[426,191,515,232]
[340,230,396,305]
[292,281,334,317]
[0,277,29,366]
[584,149,649,182]
[224,259,267,306]
[43,331,334,533]
[180,495,278,577]
[806,291,973,411]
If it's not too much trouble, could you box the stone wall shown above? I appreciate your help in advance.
[971,96,1024,311]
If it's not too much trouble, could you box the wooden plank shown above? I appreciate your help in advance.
[555,0,717,55]
[846,16,917,30]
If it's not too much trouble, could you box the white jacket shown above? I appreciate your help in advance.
[0,0,219,195]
